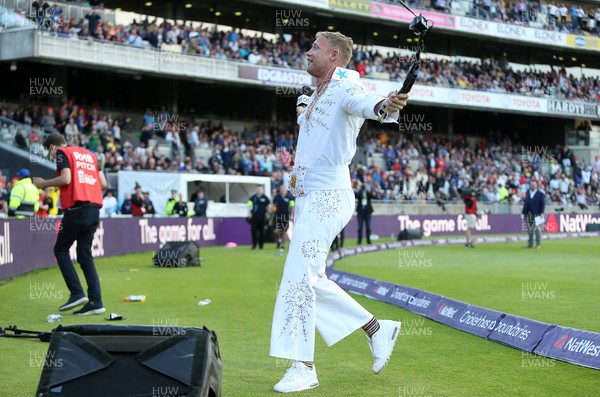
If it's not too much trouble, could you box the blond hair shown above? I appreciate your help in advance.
[315,31,353,66]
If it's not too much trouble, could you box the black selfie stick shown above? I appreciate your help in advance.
[395,0,434,94]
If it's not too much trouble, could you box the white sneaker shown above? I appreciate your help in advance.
[273,361,319,393]
[367,320,401,374]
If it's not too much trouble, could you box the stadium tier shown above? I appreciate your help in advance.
[0,1,599,395]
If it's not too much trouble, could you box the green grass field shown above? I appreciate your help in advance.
[0,237,599,397]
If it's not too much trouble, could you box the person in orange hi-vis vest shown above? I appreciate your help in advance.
[34,133,108,315]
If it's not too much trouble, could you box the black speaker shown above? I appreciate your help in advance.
[153,241,199,267]
[36,324,221,397]
[586,223,600,232]
[397,228,423,241]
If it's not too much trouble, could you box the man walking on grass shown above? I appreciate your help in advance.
[270,31,409,393]
[522,180,545,249]
[34,133,107,315]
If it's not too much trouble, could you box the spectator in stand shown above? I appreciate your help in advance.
[32,1,50,28]
[559,173,571,204]
[144,191,155,215]
[577,5,587,32]
[172,193,189,217]
[559,3,567,24]
[126,28,143,47]
[433,0,449,12]
[549,174,561,202]
[36,187,53,217]
[111,119,122,144]
[189,126,200,147]
[498,182,509,203]
[0,180,8,216]
[165,190,180,215]
[85,10,101,38]
[130,183,146,216]
[356,60,367,76]
[8,168,39,218]
[575,188,588,210]
[140,123,153,148]
[65,116,80,145]
[101,189,118,217]
[120,193,132,215]
[570,4,579,32]
[548,2,558,26]
[40,107,56,133]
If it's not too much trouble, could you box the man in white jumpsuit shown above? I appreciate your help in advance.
[270,31,409,393]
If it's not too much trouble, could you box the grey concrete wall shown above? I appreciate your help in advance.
[0,28,35,60]
[0,142,56,179]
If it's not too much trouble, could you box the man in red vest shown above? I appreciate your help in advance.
[462,189,478,248]
[34,133,107,315]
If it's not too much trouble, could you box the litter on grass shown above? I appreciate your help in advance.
[105,313,126,321]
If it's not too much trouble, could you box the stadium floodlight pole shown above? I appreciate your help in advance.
[392,0,434,94]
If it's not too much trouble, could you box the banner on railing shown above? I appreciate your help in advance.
[2,213,599,280]
[325,232,600,370]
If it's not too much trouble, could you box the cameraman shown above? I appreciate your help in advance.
[462,189,477,248]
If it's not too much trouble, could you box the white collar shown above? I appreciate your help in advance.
[331,67,360,82]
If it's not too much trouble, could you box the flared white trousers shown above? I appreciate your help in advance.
[269,188,373,362]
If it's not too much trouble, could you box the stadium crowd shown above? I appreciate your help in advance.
[10,2,600,101]
[1,100,599,218]
[19,0,600,35]
[356,129,600,208]
[2,2,599,215]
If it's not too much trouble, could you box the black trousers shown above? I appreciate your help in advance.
[357,212,372,244]
[54,206,102,304]
[331,228,345,251]
[251,218,266,248]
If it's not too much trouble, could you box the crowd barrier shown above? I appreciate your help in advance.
[1,212,600,280]
[325,233,600,371]
[0,217,247,279]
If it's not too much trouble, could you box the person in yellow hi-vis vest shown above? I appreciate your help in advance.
[47,186,60,215]
[8,168,40,218]
[165,190,180,215]
[498,184,509,204]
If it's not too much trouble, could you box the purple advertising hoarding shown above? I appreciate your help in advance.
[384,284,423,309]
[323,229,600,370]
[365,279,396,302]
[408,290,444,318]
[356,213,510,238]
[452,304,505,338]
[0,217,253,280]
[4,212,599,280]
[344,212,600,238]
[534,326,600,370]
[488,314,556,353]
[430,296,470,328]
[327,269,373,295]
